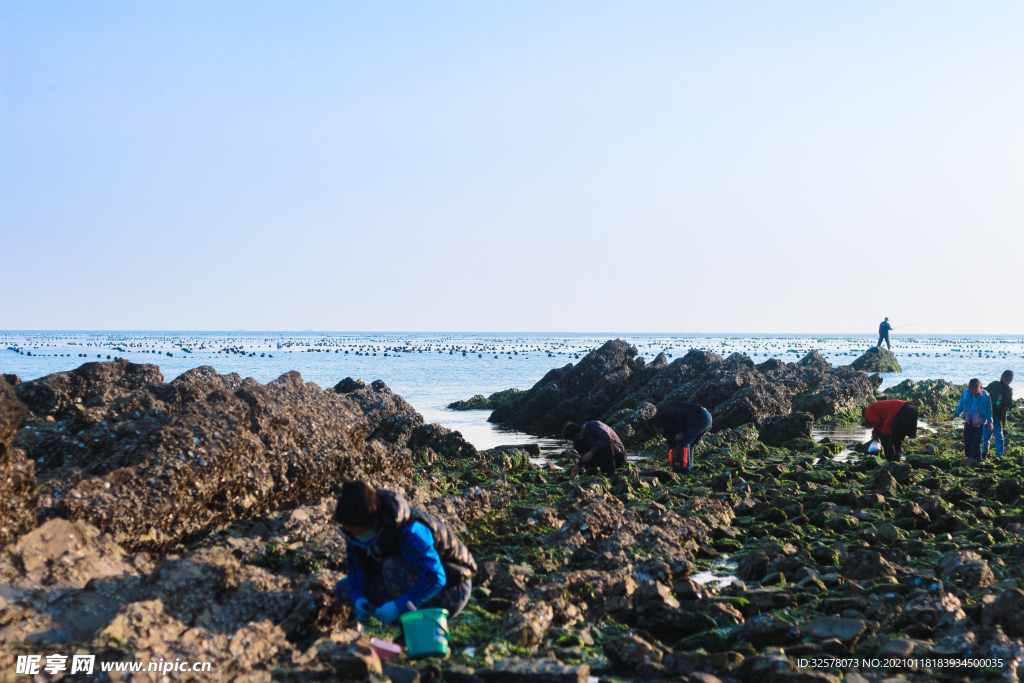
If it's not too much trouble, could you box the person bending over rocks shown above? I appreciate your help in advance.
[645,401,713,474]
[862,399,918,462]
[953,378,993,461]
[333,481,476,625]
[562,420,627,477]
[983,370,1014,459]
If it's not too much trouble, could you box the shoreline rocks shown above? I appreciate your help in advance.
[0,377,37,546]
[337,377,478,459]
[1,359,1022,682]
[471,340,878,442]
[11,362,475,552]
[883,378,964,418]
[448,388,524,412]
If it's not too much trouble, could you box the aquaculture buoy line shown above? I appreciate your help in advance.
[4,332,1023,397]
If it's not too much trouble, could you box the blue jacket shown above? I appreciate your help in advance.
[953,389,993,424]
[342,521,447,614]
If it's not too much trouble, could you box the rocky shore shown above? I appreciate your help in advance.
[477,340,884,445]
[851,348,903,374]
[1,353,1022,683]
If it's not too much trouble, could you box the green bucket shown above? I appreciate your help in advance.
[399,608,450,659]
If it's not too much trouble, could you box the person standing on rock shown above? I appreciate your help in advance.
[862,399,919,462]
[333,481,476,625]
[953,378,993,461]
[644,401,713,474]
[562,420,627,477]
[983,371,1014,459]
[877,318,893,350]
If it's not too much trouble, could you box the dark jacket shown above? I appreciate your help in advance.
[573,421,626,468]
[879,321,892,335]
[986,381,1014,421]
[652,401,704,434]
[353,490,477,587]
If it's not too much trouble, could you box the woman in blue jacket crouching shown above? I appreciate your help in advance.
[333,481,476,624]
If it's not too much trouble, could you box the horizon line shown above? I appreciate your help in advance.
[3,329,1024,338]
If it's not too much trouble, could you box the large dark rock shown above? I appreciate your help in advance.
[679,349,725,370]
[993,478,1024,504]
[797,350,832,372]
[936,549,994,589]
[336,378,477,459]
[499,601,553,649]
[883,378,964,418]
[0,507,377,678]
[335,378,423,445]
[894,591,965,632]
[603,634,665,674]
[448,388,524,411]
[800,616,874,647]
[637,603,718,641]
[0,377,28,456]
[757,412,814,448]
[850,347,902,373]
[481,339,875,441]
[14,362,416,551]
[15,360,165,418]
[476,657,589,683]
[842,549,898,581]
[486,339,650,435]
[730,614,800,648]
[0,377,37,546]
[982,588,1024,637]
[333,377,366,393]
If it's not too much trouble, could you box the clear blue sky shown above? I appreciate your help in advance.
[2,2,1022,333]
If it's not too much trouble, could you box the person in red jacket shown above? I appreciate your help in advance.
[862,399,919,462]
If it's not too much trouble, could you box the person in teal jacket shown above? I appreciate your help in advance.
[953,378,993,461]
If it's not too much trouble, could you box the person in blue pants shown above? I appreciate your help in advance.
[983,370,1014,458]
[333,481,476,624]
[645,400,713,474]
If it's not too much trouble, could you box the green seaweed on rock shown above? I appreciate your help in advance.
[390,402,1024,681]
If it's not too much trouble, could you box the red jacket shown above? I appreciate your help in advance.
[864,400,908,440]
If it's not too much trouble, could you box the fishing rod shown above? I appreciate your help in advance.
[892,319,932,330]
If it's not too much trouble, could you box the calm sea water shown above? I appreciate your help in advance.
[3,332,1021,449]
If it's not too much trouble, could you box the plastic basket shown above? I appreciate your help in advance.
[399,608,449,659]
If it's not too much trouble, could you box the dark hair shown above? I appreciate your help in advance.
[562,422,583,440]
[969,378,981,391]
[334,481,378,528]
[1002,370,1015,382]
